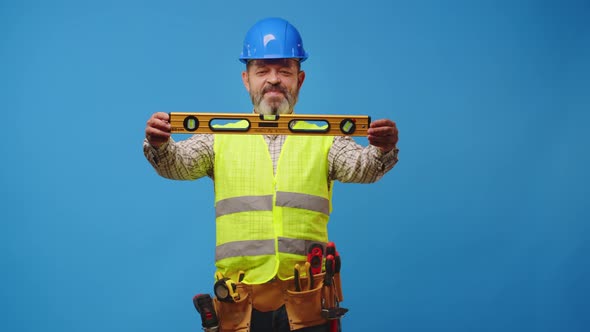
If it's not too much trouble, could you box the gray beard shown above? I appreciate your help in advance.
[255,97,292,115]
[251,86,297,115]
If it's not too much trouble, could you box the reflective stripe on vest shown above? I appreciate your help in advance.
[216,238,326,261]
[216,195,273,217]
[216,192,329,217]
[276,192,330,215]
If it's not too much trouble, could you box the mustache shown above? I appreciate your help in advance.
[262,84,288,95]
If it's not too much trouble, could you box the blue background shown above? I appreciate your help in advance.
[2,0,589,331]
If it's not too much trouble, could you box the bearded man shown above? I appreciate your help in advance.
[144,17,398,332]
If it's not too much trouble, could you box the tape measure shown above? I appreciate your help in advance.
[169,112,371,136]
[213,271,244,303]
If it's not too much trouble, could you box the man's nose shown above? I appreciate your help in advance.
[266,70,280,84]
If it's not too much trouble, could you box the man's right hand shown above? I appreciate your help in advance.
[145,112,171,148]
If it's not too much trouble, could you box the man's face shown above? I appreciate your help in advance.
[242,59,306,115]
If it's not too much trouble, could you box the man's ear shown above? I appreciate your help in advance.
[297,70,306,89]
[242,71,250,93]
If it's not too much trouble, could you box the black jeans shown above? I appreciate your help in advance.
[250,305,339,332]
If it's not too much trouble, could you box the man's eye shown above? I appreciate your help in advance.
[256,70,269,75]
[280,70,293,75]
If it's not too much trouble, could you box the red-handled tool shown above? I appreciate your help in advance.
[324,254,335,286]
[326,242,341,274]
[324,254,338,332]
[307,243,324,275]
[192,294,219,332]
[323,242,347,332]
[326,242,336,257]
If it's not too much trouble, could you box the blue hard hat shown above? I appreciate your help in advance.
[239,17,308,63]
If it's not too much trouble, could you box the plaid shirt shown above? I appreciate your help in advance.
[144,134,398,183]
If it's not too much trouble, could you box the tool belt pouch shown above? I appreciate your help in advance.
[285,287,325,330]
[284,274,328,331]
[214,292,252,332]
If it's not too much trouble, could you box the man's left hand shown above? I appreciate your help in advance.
[367,119,398,153]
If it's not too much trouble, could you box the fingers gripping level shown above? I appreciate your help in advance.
[169,112,371,136]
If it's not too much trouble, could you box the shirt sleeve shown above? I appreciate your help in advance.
[143,134,215,180]
[328,136,399,183]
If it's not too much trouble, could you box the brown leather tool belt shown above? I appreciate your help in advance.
[213,273,343,332]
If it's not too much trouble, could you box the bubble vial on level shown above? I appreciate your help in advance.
[187,118,196,129]
[340,119,356,134]
[183,116,199,131]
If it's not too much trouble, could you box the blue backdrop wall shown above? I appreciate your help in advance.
[2,0,589,331]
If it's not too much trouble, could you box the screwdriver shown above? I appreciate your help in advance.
[326,242,341,274]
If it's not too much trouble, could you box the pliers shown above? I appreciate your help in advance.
[294,262,314,291]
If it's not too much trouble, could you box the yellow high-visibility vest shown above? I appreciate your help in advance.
[213,124,334,284]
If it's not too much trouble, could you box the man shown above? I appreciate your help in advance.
[144,17,398,332]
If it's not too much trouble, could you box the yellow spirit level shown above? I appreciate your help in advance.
[169,112,371,136]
